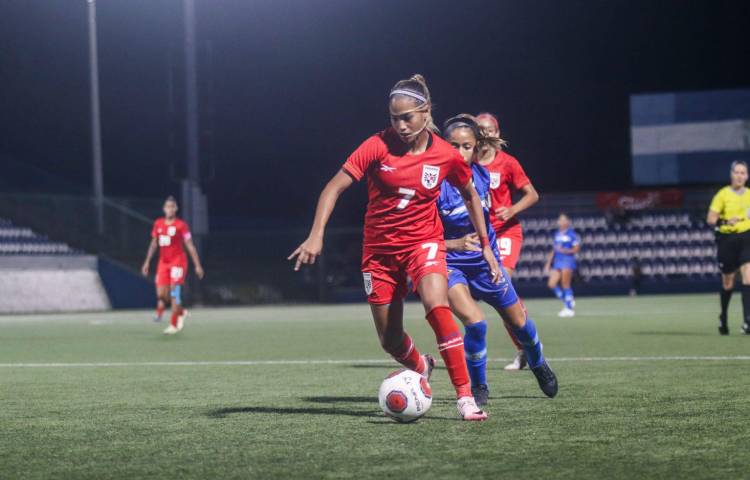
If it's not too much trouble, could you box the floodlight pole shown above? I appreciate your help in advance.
[184,0,199,189]
[87,0,104,234]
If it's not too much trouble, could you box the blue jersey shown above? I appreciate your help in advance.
[552,227,579,269]
[438,163,501,267]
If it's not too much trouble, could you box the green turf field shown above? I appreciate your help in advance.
[1,294,748,479]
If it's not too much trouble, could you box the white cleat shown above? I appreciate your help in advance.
[163,325,179,335]
[558,307,575,318]
[503,350,528,371]
[176,309,188,332]
[457,396,488,421]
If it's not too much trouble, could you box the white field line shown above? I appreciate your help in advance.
[0,356,749,368]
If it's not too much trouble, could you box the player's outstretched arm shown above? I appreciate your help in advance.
[141,238,158,276]
[288,170,354,271]
[496,184,539,221]
[184,238,205,279]
[458,181,501,284]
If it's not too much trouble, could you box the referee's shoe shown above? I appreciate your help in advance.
[719,314,729,335]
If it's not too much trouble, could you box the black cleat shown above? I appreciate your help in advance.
[471,384,490,406]
[531,362,558,398]
[742,323,750,335]
[718,314,728,335]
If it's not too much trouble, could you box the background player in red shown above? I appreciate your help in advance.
[476,112,539,371]
[141,196,205,335]
[289,74,501,421]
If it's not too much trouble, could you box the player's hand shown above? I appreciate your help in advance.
[141,263,149,277]
[728,216,741,226]
[288,236,323,271]
[495,206,515,221]
[195,265,205,280]
[482,246,502,284]
[543,263,551,274]
[459,233,481,252]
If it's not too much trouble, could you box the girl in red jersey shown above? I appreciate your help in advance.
[141,196,205,335]
[476,112,539,371]
[289,75,500,421]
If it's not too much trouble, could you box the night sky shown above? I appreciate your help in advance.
[1,0,749,228]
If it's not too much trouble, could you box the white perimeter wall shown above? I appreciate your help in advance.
[0,256,111,313]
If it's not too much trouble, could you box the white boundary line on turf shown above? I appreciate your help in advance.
[1,356,749,368]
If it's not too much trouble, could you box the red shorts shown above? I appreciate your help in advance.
[495,227,524,271]
[361,240,448,305]
[156,261,188,287]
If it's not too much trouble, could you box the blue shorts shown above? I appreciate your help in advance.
[552,257,577,271]
[447,263,519,310]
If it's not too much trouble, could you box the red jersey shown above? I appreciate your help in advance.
[151,217,191,264]
[484,150,531,234]
[343,129,472,254]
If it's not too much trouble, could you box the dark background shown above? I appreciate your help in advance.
[1,0,749,228]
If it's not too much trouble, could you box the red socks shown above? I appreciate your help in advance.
[387,333,426,375]
[156,305,165,320]
[170,306,183,327]
[426,306,472,398]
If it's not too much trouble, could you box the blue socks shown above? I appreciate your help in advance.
[463,320,488,387]
[563,288,575,309]
[553,286,574,309]
[511,317,545,369]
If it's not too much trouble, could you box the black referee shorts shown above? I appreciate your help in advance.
[716,230,750,274]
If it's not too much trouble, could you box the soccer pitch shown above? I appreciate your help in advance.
[1,294,748,479]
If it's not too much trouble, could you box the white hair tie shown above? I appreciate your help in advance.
[389,89,427,104]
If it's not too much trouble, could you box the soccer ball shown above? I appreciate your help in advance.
[378,369,432,423]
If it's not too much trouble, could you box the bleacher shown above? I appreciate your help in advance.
[514,211,718,284]
[0,217,79,256]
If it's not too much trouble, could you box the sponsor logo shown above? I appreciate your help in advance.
[490,172,501,189]
[362,272,373,295]
[380,164,396,172]
[421,165,440,189]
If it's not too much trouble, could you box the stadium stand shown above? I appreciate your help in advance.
[514,211,718,292]
[0,217,80,256]
[0,216,152,313]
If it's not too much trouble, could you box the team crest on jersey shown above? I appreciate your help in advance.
[167,226,177,236]
[490,172,501,189]
[362,272,373,295]
[421,165,440,189]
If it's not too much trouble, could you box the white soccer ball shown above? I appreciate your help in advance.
[378,369,432,423]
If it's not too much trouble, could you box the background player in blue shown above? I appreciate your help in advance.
[545,213,581,317]
[439,114,557,405]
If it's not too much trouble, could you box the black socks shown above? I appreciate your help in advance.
[720,289,733,324]
[741,285,750,326]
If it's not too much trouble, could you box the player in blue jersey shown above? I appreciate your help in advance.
[545,213,581,317]
[438,114,557,405]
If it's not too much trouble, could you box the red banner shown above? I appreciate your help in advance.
[596,189,684,211]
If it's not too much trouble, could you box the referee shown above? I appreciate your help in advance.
[707,160,750,335]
